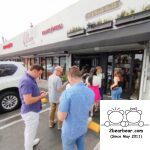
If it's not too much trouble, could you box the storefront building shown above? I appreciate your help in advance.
[0,0,150,100]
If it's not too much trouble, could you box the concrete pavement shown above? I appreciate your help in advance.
[0,79,100,150]
[0,107,99,150]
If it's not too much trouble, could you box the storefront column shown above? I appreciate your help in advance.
[66,54,72,71]
[139,42,150,100]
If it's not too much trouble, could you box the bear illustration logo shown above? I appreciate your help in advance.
[104,107,144,127]
[125,107,144,127]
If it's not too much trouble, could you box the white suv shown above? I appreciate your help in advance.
[0,61,26,113]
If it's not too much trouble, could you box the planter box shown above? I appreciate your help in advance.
[116,9,150,27]
[67,29,86,38]
[87,21,113,33]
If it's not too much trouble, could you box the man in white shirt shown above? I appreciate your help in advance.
[48,66,67,129]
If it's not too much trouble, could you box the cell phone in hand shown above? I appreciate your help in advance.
[41,91,48,95]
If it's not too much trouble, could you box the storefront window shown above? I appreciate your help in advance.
[40,57,46,80]
[73,59,80,67]
[106,53,143,99]
[106,55,113,95]
[24,58,28,69]
[46,57,53,77]
[30,58,35,65]
[27,58,31,69]
[60,56,66,73]
[16,58,22,62]
[35,57,39,64]
[130,54,143,99]
[114,54,132,95]
[53,56,59,64]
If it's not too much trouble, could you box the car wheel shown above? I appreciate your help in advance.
[0,91,20,113]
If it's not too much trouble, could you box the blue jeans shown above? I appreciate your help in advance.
[111,87,122,100]
[62,134,85,150]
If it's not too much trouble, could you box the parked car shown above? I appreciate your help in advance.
[0,61,26,113]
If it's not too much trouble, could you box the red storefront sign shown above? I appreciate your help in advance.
[42,24,63,35]
[3,43,13,49]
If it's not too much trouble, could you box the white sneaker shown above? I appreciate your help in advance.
[90,112,93,117]
[57,127,61,130]
[87,117,92,124]
[33,138,40,147]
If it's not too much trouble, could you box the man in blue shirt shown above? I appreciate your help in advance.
[58,66,94,150]
[19,65,47,150]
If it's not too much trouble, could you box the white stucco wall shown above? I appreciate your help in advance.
[138,41,150,100]
[0,0,150,55]
[142,44,150,100]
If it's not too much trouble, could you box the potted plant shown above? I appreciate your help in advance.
[116,6,150,27]
[67,27,86,38]
[87,22,97,29]
[61,74,67,83]
[142,4,150,11]
[87,19,113,33]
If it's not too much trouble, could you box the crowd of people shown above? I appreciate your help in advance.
[18,64,123,150]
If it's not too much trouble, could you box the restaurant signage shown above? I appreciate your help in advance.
[85,0,122,20]
[42,24,63,35]
[3,43,13,49]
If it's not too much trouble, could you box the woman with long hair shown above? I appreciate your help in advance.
[110,70,123,100]
[96,66,105,100]
[86,67,101,116]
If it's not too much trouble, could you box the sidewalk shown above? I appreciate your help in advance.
[37,80,100,150]
[0,108,99,150]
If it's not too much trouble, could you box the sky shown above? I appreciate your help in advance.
[0,0,79,43]
[0,0,150,44]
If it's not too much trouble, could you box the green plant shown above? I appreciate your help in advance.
[87,18,112,29]
[102,19,111,23]
[117,9,135,19]
[61,74,67,82]
[96,19,112,25]
[68,27,84,34]
[96,20,103,25]
[87,22,96,28]
[142,4,150,11]
[117,11,128,18]
[129,9,135,15]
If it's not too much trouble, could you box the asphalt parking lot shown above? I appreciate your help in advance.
[0,104,100,150]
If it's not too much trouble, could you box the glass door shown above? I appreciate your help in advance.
[106,53,143,99]
[60,56,66,73]
[130,54,143,99]
[114,54,132,98]
[40,57,46,80]
[106,55,114,95]
[46,57,53,78]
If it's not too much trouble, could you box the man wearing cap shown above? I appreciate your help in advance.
[48,66,67,129]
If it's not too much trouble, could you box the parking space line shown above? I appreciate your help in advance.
[0,108,49,130]
[0,104,47,123]
[0,119,23,130]
[0,113,20,123]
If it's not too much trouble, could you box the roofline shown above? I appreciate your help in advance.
[0,21,150,59]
